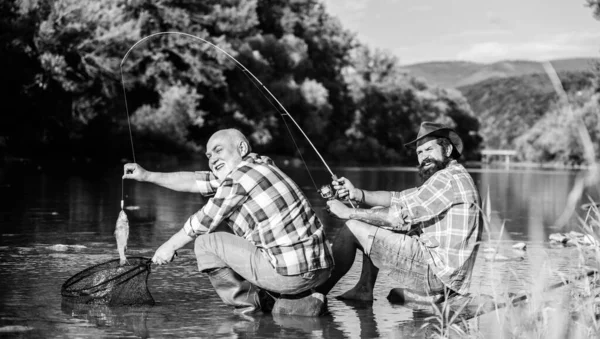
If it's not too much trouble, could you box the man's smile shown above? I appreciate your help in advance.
[215,163,225,171]
[421,160,434,169]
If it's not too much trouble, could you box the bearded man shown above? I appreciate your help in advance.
[317,122,482,302]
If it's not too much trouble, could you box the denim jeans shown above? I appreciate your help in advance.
[194,231,330,295]
[367,227,446,295]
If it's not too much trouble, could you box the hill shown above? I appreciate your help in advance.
[458,71,595,149]
[400,58,598,88]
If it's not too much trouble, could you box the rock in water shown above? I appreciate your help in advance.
[549,233,568,244]
[512,242,527,250]
[272,292,327,316]
[114,210,130,266]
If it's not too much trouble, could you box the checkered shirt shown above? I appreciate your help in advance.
[182,153,333,276]
[391,160,482,294]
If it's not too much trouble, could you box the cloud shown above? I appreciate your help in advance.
[485,11,508,28]
[456,31,600,63]
[322,0,369,31]
[407,5,433,12]
[443,29,512,39]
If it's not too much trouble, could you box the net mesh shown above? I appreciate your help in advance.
[61,257,155,306]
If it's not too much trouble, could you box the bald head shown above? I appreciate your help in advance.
[205,129,252,181]
[208,129,252,155]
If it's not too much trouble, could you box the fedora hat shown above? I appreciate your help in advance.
[404,122,463,156]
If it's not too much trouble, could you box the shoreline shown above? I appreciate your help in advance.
[2,154,595,173]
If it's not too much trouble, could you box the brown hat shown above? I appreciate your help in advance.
[404,122,463,156]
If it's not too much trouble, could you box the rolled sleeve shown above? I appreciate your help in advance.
[390,189,416,230]
[183,177,248,237]
[194,171,221,196]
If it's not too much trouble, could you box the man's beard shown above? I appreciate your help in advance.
[418,157,451,183]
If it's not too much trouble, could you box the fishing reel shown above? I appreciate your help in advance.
[318,175,342,200]
[318,183,339,200]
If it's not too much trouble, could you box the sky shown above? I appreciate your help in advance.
[322,0,600,65]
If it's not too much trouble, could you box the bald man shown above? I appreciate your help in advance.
[123,129,333,315]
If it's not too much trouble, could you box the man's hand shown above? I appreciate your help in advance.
[326,200,353,219]
[332,177,357,201]
[123,163,149,181]
[152,242,177,265]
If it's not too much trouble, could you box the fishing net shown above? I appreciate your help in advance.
[61,257,155,306]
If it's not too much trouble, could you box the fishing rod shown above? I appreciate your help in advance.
[119,31,354,206]
[542,61,599,228]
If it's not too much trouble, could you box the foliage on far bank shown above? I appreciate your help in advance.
[458,71,597,164]
[514,90,600,165]
[1,0,482,168]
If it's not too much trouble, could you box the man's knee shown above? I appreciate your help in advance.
[339,220,376,253]
[194,233,228,271]
[344,220,374,240]
[194,231,231,252]
[194,233,212,252]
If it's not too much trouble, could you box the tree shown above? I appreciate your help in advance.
[123,0,356,160]
[514,90,600,165]
[588,0,600,19]
[3,0,482,168]
[332,45,481,164]
[459,71,594,151]
[0,0,51,159]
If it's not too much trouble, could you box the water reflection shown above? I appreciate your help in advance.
[61,302,152,338]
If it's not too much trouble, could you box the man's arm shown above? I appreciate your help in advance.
[352,189,393,207]
[331,177,393,207]
[144,171,201,192]
[327,200,411,231]
[349,204,411,231]
[123,163,219,194]
[183,177,248,237]
[152,228,194,265]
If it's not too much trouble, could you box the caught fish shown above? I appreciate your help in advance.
[115,209,130,266]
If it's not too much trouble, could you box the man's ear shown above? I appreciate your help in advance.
[446,144,453,157]
[238,141,249,156]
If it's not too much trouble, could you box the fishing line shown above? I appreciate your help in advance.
[121,178,124,210]
[235,67,319,191]
[119,31,355,207]
[120,53,138,210]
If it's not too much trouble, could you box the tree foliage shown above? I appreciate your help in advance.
[3,0,482,168]
[515,91,600,165]
[459,71,594,150]
[334,46,481,163]
[588,0,600,19]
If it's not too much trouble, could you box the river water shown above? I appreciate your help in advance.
[0,161,598,338]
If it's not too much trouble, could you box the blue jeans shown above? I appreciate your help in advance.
[367,227,446,295]
[195,231,330,295]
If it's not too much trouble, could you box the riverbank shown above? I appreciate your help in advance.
[466,160,595,171]
[3,150,596,177]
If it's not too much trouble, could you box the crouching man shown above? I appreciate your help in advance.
[124,129,333,315]
[317,122,482,303]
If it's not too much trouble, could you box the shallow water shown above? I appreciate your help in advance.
[0,162,598,338]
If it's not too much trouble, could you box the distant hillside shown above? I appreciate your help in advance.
[400,58,599,88]
[458,71,595,149]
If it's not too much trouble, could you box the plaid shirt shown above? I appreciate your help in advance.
[391,160,482,294]
[182,153,333,276]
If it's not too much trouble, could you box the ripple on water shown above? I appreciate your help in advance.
[0,325,34,333]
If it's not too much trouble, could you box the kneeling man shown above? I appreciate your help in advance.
[124,129,333,314]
